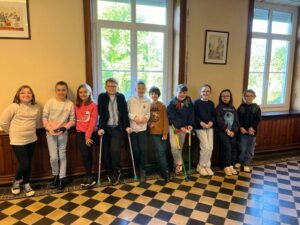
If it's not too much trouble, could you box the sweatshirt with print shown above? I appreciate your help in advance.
[127,96,151,132]
[148,101,169,138]
[75,102,98,139]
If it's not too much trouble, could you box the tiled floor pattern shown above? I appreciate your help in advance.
[0,160,300,225]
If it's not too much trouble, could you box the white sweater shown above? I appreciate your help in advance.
[0,103,41,145]
[127,96,151,132]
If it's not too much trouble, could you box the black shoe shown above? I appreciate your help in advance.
[49,176,59,189]
[164,171,170,183]
[107,175,112,185]
[56,178,65,193]
[139,170,146,183]
[81,177,88,187]
[112,169,121,186]
[85,177,96,188]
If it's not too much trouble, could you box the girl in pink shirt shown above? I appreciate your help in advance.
[75,83,98,188]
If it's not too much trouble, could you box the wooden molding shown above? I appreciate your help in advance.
[83,0,93,87]
[243,0,255,90]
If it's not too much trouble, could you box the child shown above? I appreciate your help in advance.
[75,84,98,188]
[236,89,261,172]
[43,81,75,192]
[167,84,194,174]
[194,84,215,176]
[0,85,41,197]
[216,89,240,176]
[148,86,170,182]
[127,80,151,183]
[98,78,131,185]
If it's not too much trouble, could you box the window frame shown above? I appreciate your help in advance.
[90,0,174,102]
[248,2,298,112]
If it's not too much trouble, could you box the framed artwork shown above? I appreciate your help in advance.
[204,30,229,64]
[0,0,31,39]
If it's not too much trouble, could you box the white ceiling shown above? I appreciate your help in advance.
[257,0,300,6]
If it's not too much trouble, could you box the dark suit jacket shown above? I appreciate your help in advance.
[97,92,130,131]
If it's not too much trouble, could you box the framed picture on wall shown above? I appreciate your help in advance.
[204,30,229,64]
[0,0,31,39]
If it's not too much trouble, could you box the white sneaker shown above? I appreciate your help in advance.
[243,165,251,172]
[24,183,35,197]
[224,167,232,176]
[234,163,241,169]
[199,167,208,176]
[11,180,21,195]
[205,167,214,176]
[230,166,238,175]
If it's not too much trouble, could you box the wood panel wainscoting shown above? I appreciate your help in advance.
[0,112,299,185]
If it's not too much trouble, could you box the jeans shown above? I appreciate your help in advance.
[77,132,95,177]
[169,126,186,165]
[46,132,68,178]
[130,131,147,171]
[12,142,36,183]
[196,128,213,168]
[150,134,169,173]
[218,131,237,167]
[239,134,256,166]
[103,126,124,171]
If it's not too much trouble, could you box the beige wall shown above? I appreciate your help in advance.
[0,0,85,115]
[186,0,249,107]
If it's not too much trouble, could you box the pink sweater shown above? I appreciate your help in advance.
[75,102,98,139]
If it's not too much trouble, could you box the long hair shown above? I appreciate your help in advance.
[218,89,233,106]
[13,85,36,105]
[76,83,94,106]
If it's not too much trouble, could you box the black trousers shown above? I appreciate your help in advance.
[77,132,95,177]
[12,142,36,183]
[218,131,237,167]
[103,126,125,171]
[130,131,147,171]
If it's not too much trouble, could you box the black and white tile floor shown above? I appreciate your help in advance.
[0,160,300,225]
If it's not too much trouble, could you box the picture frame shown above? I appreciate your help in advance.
[0,0,31,39]
[204,30,229,64]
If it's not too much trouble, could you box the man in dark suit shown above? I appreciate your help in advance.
[98,78,131,185]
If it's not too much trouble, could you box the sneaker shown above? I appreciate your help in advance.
[243,165,251,172]
[56,178,65,193]
[107,175,112,185]
[224,167,232,176]
[205,167,214,176]
[234,163,241,169]
[230,166,238,175]
[199,167,208,176]
[24,183,35,197]
[85,177,96,188]
[112,169,121,186]
[49,175,59,189]
[81,177,88,187]
[11,180,21,195]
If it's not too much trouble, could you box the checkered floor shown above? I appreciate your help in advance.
[0,161,300,225]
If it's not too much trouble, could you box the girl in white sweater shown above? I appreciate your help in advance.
[0,85,41,197]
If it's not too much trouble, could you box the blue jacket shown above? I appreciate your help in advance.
[167,96,194,129]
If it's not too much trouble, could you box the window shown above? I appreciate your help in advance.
[248,3,297,111]
[92,0,173,101]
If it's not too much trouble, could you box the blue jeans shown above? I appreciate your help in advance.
[150,134,169,174]
[46,132,68,178]
[239,134,256,166]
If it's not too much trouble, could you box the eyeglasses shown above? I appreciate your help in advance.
[221,95,230,98]
[106,85,117,88]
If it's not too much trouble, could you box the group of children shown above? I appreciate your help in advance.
[0,78,261,197]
